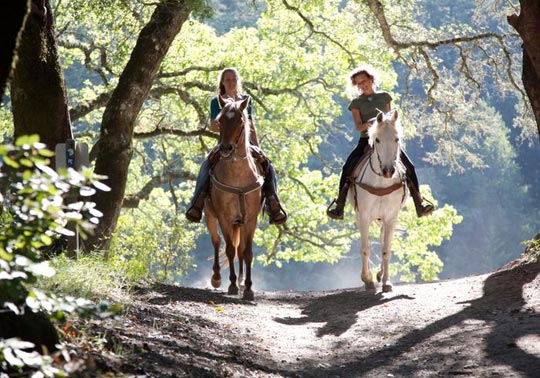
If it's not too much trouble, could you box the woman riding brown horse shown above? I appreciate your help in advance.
[186,68,287,225]
[203,95,263,300]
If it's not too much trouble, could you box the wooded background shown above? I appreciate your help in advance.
[1,0,539,290]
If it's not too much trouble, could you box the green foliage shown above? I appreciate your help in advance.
[0,104,13,140]
[0,136,101,307]
[109,188,197,282]
[391,187,463,282]
[39,253,134,300]
[50,0,539,285]
[522,234,540,263]
[0,137,120,374]
[51,0,466,282]
[0,338,64,377]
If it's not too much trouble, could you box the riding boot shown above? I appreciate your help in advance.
[407,179,435,218]
[185,160,211,223]
[326,182,349,220]
[262,161,287,225]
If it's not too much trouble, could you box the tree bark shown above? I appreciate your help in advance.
[508,1,540,141]
[10,0,73,152]
[86,0,192,251]
[0,1,28,99]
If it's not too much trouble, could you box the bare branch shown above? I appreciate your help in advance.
[70,92,111,121]
[281,0,356,65]
[133,125,217,140]
[59,40,114,84]
[122,169,196,208]
[158,65,223,78]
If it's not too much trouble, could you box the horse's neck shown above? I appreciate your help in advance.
[216,148,259,182]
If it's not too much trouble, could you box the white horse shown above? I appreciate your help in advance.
[350,110,408,293]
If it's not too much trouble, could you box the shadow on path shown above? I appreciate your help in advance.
[139,282,253,306]
[273,289,414,337]
[295,260,540,377]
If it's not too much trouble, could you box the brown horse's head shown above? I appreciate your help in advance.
[216,96,251,159]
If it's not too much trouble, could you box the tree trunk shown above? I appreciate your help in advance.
[508,1,540,141]
[86,1,192,251]
[0,1,28,99]
[10,0,72,152]
[521,49,540,142]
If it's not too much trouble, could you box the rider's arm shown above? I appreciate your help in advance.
[384,100,392,112]
[209,97,221,131]
[352,108,369,133]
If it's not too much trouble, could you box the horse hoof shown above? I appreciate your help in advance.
[365,282,376,291]
[228,285,239,295]
[376,271,382,282]
[382,284,393,293]
[243,289,254,301]
[211,277,221,288]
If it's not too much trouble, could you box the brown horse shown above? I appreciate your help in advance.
[204,96,263,300]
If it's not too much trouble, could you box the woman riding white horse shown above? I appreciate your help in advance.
[327,65,434,220]
[353,110,406,292]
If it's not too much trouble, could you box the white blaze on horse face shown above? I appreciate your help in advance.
[375,119,400,178]
[225,110,236,119]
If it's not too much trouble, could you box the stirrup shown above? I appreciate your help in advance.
[417,197,435,218]
[266,196,287,225]
[185,207,202,223]
[326,199,344,220]
[269,209,287,225]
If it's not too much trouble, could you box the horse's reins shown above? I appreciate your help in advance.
[219,125,248,160]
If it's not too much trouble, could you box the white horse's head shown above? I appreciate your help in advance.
[368,110,403,178]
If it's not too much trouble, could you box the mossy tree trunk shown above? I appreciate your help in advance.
[508,1,540,142]
[10,0,73,153]
[0,0,63,353]
[85,1,193,251]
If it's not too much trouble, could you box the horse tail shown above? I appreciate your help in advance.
[232,225,241,254]
[219,226,241,268]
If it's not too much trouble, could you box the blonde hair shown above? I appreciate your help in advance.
[347,64,381,97]
[216,67,244,95]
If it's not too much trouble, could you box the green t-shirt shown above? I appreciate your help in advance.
[348,92,392,138]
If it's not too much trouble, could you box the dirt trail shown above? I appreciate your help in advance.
[84,258,540,377]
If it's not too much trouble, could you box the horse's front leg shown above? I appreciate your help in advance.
[205,214,221,288]
[226,247,238,295]
[378,220,397,293]
[359,219,374,291]
[241,230,256,301]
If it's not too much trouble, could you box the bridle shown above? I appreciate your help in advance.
[369,137,397,178]
[218,109,249,161]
